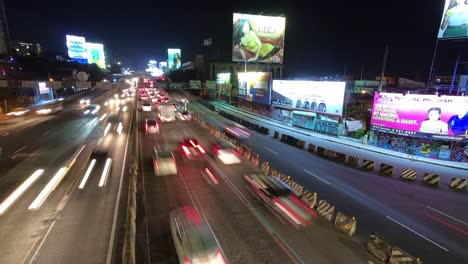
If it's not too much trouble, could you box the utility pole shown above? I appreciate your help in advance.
[378,45,389,92]
[0,0,11,55]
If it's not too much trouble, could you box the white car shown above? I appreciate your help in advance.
[83,104,100,115]
[80,98,91,105]
[152,146,177,176]
[145,118,159,134]
[142,102,152,112]
[210,140,241,165]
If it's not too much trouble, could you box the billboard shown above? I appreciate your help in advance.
[232,13,286,64]
[86,42,106,69]
[66,35,87,62]
[168,49,182,69]
[238,72,271,104]
[437,0,468,39]
[271,80,346,116]
[371,93,468,140]
[38,82,49,94]
[216,73,231,84]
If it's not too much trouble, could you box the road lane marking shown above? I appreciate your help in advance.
[264,146,279,155]
[425,213,468,236]
[42,130,50,136]
[79,159,97,189]
[426,206,468,227]
[56,194,70,212]
[386,216,449,252]
[303,169,331,185]
[16,127,26,132]
[0,169,44,215]
[28,220,57,264]
[98,158,112,187]
[15,146,27,153]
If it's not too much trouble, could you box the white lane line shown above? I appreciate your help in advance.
[16,127,25,132]
[105,103,133,264]
[264,146,278,155]
[386,216,449,252]
[79,159,97,189]
[98,158,112,187]
[303,169,331,184]
[15,146,27,154]
[55,194,70,212]
[426,206,468,227]
[42,130,50,136]
[28,220,57,264]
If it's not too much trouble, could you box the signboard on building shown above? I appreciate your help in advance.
[189,80,201,89]
[437,0,468,39]
[371,92,468,140]
[38,82,49,94]
[168,48,182,69]
[237,72,271,105]
[66,35,87,63]
[205,81,216,89]
[232,13,286,64]
[271,80,346,116]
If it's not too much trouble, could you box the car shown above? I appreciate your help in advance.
[169,206,227,264]
[224,124,250,139]
[152,146,177,176]
[83,104,100,115]
[176,110,192,121]
[209,140,241,165]
[180,138,206,160]
[145,118,159,134]
[142,101,152,112]
[80,98,91,105]
[244,174,315,229]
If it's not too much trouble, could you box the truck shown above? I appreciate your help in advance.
[158,103,176,122]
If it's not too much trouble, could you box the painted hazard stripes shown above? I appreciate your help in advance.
[450,178,467,191]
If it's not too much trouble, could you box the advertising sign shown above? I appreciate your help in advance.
[168,49,182,69]
[189,80,201,89]
[86,42,106,69]
[371,93,468,140]
[437,0,468,39]
[237,72,271,104]
[271,80,346,116]
[38,82,49,94]
[66,35,87,62]
[232,13,286,63]
[205,81,216,89]
[216,73,231,84]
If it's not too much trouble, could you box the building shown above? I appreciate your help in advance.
[11,41,42,56]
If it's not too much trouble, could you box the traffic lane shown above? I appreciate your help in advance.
[182,122,372,264]
[160,121,296,263]
[31,126,130,264]
[189,103,466,263]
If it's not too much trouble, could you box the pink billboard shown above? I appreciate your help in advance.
[371,93,468,140]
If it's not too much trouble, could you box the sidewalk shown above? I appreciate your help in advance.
[209,100,468,171]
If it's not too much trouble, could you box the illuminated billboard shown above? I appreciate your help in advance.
[272,80,346,116]
[86,42,106,69]
[233,13,285,64]
[437,0,468,39]
[168,49,182,69]
[371,93,468,140]
[238,72,271,104]
[216,73,231,84]
[66,35,87,62]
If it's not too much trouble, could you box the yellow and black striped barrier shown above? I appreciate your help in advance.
[289,180,304,196]
[316,147,326,156]
[361,159,375,171]
[300,190,317,208]
[379,163,394,176]
[260,161,270,175]
[308,143,316,153]
[449,178,467,191]
[389,247,423,264]
[316,200,335,222]
[422,173,440,186]
[334,212,357,237]
[347,156,360,167]
[297,140,305,149]
[400,168,417,181]
[273,131,279,139]
[271,168,280,178]
[367,234,392,262]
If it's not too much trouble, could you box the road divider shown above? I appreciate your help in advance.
[422,173,440,186]
[449,178,467,191]
[400,168,417,181]
[307,143,316,153]
[379,163,394,177]
[367,233,392,262]
[334,212,356,237]
[249,153,260,167]
[316,200,335,222]
[389,247,422,264]
[260,161,270,175]
[347,155,360,167]
[300,190,317,209]
[122,158,137,264]
[361,159,375,171]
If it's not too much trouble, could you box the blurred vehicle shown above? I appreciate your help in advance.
[244,174,315,228]
[80,98,91,105]
[6,107,30,117]
[180,138,205,160]
[224,124,250,139]
[152,146,177,176]
[209,140,241,165]
[158,104,176,122]
[145,117,159,134]
[83,104,101,115]
[141,94,149,101]
[176,110,192,121]
[142,102,152,112]
[169,206,227,264]
[36,102,64,115]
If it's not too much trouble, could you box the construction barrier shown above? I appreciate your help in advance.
[260,161,270,175]
[243,147,251,160]
[297,140,305,149]
[249,153,260,167]
[389,247,422,264]
[334,212,357,237]
[379,163,394,176]
[367,234,392,262]
[300,190,317,209]
[289,180,304,197]
[271,168,281,178]
[361,159,375,171]
[273,131,280,139]
[400,168,417,181]
[316,147,326,156]
[280,174,293,186]
[308,143,316,153]
[237,144,246,156]
[422,173,440,186]
[316,200,335,222]
[322,149,346,163]
[449,178,467,191]
[347,155,360,168]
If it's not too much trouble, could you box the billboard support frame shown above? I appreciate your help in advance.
[427,39,439,86]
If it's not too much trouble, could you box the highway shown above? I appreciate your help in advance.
[0,88,132,264]
[169,90,468,264]
[137,90,373,264]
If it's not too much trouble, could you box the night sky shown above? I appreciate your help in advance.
[5,0,463,80]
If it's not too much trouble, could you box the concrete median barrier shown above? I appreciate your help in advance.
[361,159,375,171]
[249,153,260,167]
[316,200,335,222]
[297,140,306,149]
[273,131,280,139]
[334,212,356,237]
[400,168,417,181]
[347,155,360,168]
[379,163,394,177]
[289,180,304,197]
[449,178,467,191]
[422,173,440,186]
[316,146,326,156]
[260,161,270,175]
[389,247,422,264]
[367,233,392,262]
[300,190,317,209]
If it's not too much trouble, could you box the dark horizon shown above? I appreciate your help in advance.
[5,0,467,80]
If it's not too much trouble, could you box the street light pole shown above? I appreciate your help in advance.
[378,45,389,92]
